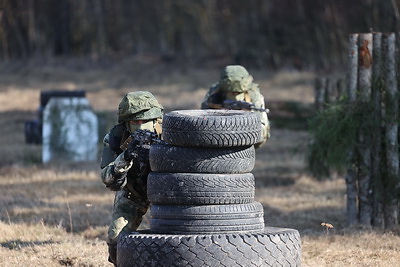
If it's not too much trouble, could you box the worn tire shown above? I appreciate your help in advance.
[117,227,302,267]
[150,202,264,234]
[162,109,262,147]
[149,144,255,173]
[147,172,255,205]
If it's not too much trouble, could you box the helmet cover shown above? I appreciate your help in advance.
[118,91,163,121]
[219,65,253,92]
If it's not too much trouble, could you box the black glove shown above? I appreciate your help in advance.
[137,147,151,172]
[137,147,150,162]
[124,139,140,161]
[106,167,127,191]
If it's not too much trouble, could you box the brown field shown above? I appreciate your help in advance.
[0,58,399,266]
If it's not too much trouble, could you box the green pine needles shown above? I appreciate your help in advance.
[307,98,376,178]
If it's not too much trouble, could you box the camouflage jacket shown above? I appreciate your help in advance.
[100,123,149,201]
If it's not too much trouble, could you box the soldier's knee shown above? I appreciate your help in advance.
[107,216,128,244]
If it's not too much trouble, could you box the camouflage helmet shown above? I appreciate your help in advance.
[219,65,253,92]
[118,91,163,122]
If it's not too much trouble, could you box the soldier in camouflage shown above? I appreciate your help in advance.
[100,91,163,266]
[201,65,270,148]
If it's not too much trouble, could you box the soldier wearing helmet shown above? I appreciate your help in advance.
[100,91,163,265]
[201,65,270,148]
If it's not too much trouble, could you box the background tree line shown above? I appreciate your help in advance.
[1,0,400,70]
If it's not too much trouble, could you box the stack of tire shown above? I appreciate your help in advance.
[117,110,301,267]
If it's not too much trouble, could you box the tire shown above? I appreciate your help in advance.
[147,172,255,205]
[151,217,264,234]
[151,202,263,220]
[117,227,302,267]
[162,109,262,147]
[150,202,264,234]
[149,144,255,173]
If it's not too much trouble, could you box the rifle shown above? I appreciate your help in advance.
[222,99,270,113]
[131,129,164,146]
[121,129,164,150]
[120,129,165,171]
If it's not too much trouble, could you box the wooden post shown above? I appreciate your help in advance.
[347,34,359,102]
[357,33,373,226]
[345,33,359,226]
[371,32,384,228]
[336,78,345,100]
[382,33,399,230]
[325,78,336,104]
[315,77,327,111]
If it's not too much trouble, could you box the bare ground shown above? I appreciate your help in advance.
[0,58,399,266]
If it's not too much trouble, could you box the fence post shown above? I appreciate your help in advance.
[325,78,337,104]
[382,33,399,230]
[371,32,384,228]
[315,77,327,111]
[357,33,373,226]
[345,33,359,226]
[336,78,345,100]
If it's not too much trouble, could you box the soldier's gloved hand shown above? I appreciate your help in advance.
[138,148,151,173]
[106,169,127,191]
[137,147,150,162]
[124,140,140,161]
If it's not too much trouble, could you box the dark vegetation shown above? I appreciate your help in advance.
[1,0,400,71]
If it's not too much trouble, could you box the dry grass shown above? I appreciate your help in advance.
[0,222,107,266]
[302,231,400,267]
[0,58,399,266]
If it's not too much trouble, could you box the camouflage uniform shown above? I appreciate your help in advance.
[201,65,270,148]
[100,91,163,265]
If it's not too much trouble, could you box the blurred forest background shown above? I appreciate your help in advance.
[1,0,400,71]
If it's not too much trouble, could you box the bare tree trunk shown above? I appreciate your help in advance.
[52,0,71,56]
[357,33,373,227]
[391,0,400,32]
[28,0,36,55]
[4,0,28,57]
[371,32,384,228]
[0,1,10,60]
[382,33,399,230]
[345,33,359,226]
[93,0,106,57]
